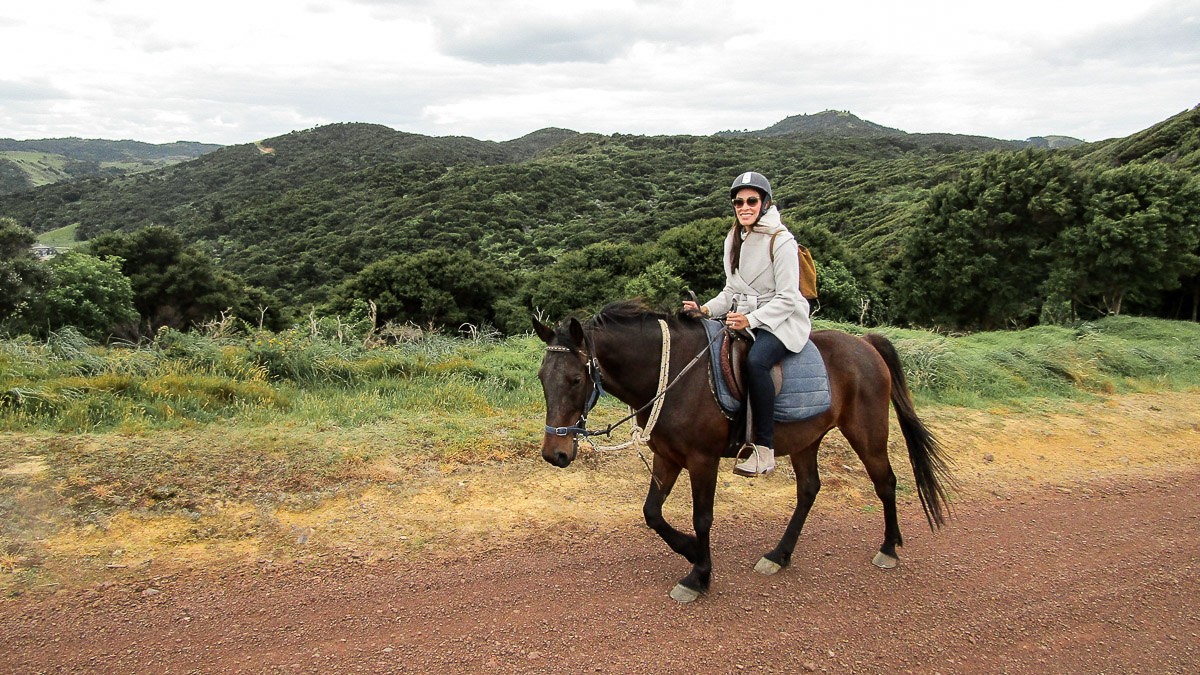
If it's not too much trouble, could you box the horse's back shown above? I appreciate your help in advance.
[808,329,892,403]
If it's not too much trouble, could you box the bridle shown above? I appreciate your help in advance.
[543,344,607,438]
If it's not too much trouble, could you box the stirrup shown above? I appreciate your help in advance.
[733,443,775,477]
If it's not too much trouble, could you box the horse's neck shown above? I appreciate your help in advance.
[592,324,663,409]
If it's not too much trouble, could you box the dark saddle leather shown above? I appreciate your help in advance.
[719,329,783,402]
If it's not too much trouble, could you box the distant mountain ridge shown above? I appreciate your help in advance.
[1,104,1194,311]
[1,111,1089,197]
[0,137,222,162]
[0,137,222,195]
[719,109,1083,151]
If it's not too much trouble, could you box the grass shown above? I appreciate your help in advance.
[35,223,80,250]
[0,314,1197,593]
[0,151,70,187]
[0,315,1197,533]
[814,315,1200,408]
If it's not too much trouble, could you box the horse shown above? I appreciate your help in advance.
[533,299,954,603]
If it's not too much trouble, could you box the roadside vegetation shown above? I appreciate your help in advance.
[2,314,1197,520]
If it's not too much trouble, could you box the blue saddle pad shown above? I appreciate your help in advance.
[702,319,832,421]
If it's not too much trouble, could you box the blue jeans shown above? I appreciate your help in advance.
[746,329,792,448]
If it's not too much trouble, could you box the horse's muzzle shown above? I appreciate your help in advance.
[542,435,576,468]
[544,451,572,468]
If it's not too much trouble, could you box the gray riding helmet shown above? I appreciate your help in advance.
[724,169,772,200]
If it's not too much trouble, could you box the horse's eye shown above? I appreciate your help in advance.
[571,375,582,386]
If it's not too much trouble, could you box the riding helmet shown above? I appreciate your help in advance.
[729,171,773,203]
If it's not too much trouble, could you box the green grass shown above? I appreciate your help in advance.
[35,223,80,249]
[4,316,1198,435]
[1,316,1197,517]
[815,315,1200,407]
[0,151,71,187]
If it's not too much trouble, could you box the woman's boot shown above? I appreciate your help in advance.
[733,443,775,477]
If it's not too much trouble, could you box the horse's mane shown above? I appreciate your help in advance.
[588,298,702,332]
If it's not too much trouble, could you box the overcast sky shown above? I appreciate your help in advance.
[2,0,1197,146]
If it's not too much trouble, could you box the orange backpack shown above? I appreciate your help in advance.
[769,231,818,300]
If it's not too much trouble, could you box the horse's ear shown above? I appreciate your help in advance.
[568,318,586,350]
[532,317,555,345]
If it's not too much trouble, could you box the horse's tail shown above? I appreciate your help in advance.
[863,333,955,531]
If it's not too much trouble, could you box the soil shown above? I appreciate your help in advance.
[2,391,1199,673]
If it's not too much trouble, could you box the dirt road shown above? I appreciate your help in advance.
[2,392,1199,673]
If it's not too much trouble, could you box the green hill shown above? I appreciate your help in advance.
[719,109,1032,153]
[1069,105,1200,170]
[0,137,221,195]
[34,223,80,250]
[1,109,1196,316]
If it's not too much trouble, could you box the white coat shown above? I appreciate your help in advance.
[701,206,812,352]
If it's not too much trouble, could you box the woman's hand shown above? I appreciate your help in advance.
[682,300,699,312]
[726,312,750,330]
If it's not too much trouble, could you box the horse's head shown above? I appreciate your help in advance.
[533,316,596,468]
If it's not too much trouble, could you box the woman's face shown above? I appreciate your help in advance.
[733,187,764,227]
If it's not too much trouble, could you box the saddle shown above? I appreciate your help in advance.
[719,329,782,401]
[701,319,832,422]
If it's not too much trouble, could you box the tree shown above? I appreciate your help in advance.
[1045,164,1200,316]
[624,260,688,307]
[523,242,652,319]
[654,217,729,299]
[330,249,514,330]
[786,219,882,324]
[85,226,250,331]
[25,251,138,340]
[0,217,48,325]
[898,150,1083,329]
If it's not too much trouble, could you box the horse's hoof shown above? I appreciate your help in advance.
[754,557,783,575]
[872,551,899,569]
[669,583,701,603]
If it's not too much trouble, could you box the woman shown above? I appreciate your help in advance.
[683,171,811,476]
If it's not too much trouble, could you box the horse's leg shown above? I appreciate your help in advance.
[642,454,688,553]
[841,412,904,568]
[756,437,822,575]
[667,455,719,602]
[642,453,715,603]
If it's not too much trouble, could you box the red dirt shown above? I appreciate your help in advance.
[3,470,1198,673]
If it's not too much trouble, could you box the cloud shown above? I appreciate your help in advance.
[424,0,747,65]
[0,0,1195,145]
[1062,0,1200,66]
[0,79,67,101]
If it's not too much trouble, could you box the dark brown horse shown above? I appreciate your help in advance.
[534,300,953,602]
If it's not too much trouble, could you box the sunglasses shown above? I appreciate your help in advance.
[731,196,761,208]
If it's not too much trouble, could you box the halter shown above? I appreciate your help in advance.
[543,345,607,438]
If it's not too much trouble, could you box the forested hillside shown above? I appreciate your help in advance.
[1,105,1197,339]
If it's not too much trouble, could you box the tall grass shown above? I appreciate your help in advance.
[3,315,1197,436]
[816,315,1200,407]
[1,315,1196,525]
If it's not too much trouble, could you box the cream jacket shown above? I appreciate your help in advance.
[702,206,812,352]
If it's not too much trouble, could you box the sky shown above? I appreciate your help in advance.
[1,0,1197,146]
